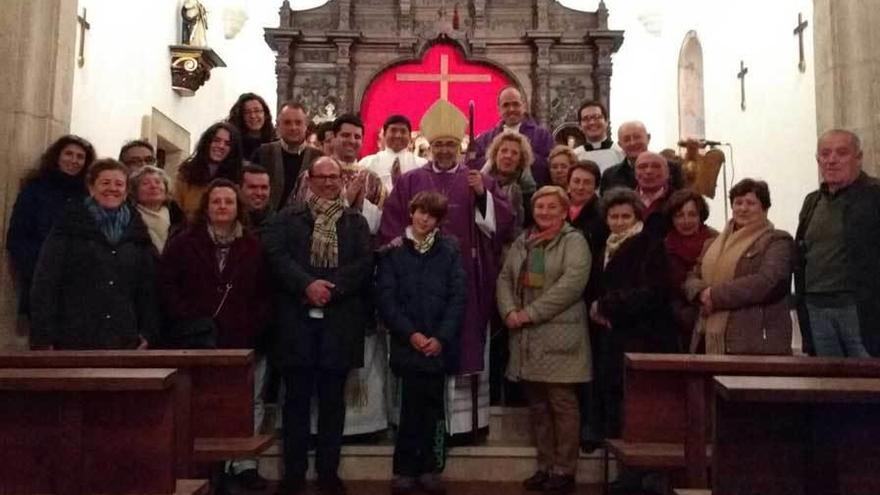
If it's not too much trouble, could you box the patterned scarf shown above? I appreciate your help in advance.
[698,217,772,355]
[207,222,243,273]
[85,197,131,245]
[307,194,345,268]
[604,221,644,268]
[405,226,438,254]
[518,221,565,291]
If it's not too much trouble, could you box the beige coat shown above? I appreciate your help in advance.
[684,229,795,355]
[497,224,592,383]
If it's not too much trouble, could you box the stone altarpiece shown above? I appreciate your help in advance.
[264,0,623,133]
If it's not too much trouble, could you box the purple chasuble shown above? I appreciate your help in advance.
[379,163,514,374]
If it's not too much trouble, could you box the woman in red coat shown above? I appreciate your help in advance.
[160,178,269,349]
[159,177,270,485]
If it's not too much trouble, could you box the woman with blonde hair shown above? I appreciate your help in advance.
[497,186,591,493]
[481,130,535,238]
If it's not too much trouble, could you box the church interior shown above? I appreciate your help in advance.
[1,1,879,494]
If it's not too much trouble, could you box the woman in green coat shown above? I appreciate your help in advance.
[497,185,591,494]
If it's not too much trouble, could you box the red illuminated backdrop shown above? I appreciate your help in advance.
[359,43,513,156]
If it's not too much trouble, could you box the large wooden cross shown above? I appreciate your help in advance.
[77,8,91,68]
[737,60,748,111]
[396,54,492,101]
[793,13,809,73]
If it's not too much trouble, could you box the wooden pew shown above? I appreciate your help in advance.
[712,376,880,495]
[0,350,273,475]
[608,353,880,489]
[0,368,207,495]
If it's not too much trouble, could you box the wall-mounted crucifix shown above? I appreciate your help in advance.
[77,8,90,68]
[737,60,748,111]
[793,13,809,73]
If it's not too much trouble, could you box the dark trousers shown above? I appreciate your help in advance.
[282,366,348,482]
[579,327,606,443]
[393,371,446,477]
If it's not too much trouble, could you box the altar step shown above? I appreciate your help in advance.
[256,407,618,483]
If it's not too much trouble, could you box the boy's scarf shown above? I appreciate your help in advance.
[405,226,438,254]
[604,221,644,268]
[307,195,345,268]
[85,197,131,245]
[698,217,772,354]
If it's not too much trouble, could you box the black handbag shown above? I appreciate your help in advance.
[164,282,233,349]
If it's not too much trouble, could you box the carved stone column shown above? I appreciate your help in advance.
[338,0,352,31]
[398,0,413,36]
[814,0,880,176]
[593,40,614,114]
[536,0,550,31]
[274,39,293,109]
[335,40,353,112]
[533,40,553,122]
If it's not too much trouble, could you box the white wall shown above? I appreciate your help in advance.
[71,0,279,165]
[606,0,817,235]
[71,0,818,234]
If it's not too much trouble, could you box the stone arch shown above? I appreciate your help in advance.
[678,30,706,141]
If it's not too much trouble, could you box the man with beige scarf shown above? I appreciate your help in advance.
[263,157,373,495]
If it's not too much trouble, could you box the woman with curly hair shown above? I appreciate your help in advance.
[174,122,243,222]
[226,92,275,159]
[6,134,95,318]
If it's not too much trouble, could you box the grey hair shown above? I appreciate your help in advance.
[819,129,861,153]
[129,165,172,202]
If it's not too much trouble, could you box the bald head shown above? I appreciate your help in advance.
[498,86,527,127]
[817,129,863,192]
[618,121,651,161]
[635,151,669,192]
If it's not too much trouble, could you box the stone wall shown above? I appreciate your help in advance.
[814,0,880,176]
[0,0,77,349]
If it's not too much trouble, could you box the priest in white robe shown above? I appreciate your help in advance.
[359,114,427,193]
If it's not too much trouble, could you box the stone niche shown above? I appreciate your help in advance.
[264,0,623,134]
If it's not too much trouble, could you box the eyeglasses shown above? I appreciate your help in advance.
[123,157,157,166]
[580,114,605,123]
[243,109,265,116]
[310,174,341,181]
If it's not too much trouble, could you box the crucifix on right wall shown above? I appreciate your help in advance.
[793,12,809,73]
[737,60,748,111]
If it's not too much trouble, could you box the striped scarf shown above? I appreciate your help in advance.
[307,195,345,268]
[85,197,131,245]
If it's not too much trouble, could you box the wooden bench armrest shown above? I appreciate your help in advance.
[605,439,712,469]
[192,435,275,462]
[174,479,210,495]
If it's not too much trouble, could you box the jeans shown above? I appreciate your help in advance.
[807,303,870,357]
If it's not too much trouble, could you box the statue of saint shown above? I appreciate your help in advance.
[181,0,208,46]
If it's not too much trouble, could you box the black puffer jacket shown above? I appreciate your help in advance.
[377,234,466,374]
[30,200,160,349]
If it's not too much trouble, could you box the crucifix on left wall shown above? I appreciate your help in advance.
[77,7,90,68]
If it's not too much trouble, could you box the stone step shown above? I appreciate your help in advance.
[488,406,532,443]
[257,440,616,483]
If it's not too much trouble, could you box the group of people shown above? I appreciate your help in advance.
[6,84,880,495]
